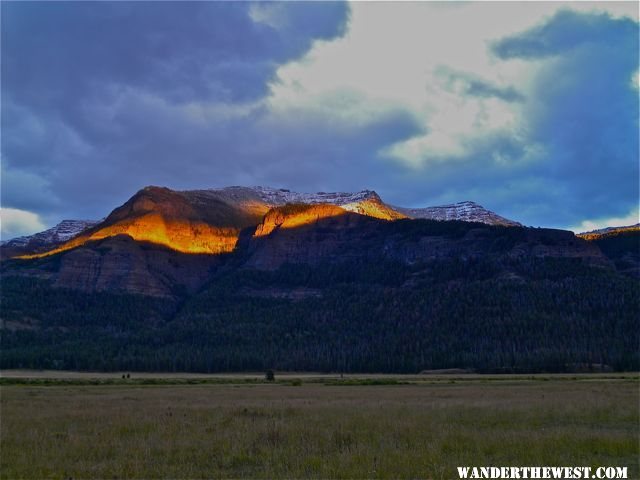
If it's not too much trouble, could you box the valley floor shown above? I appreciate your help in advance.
[1,373,638,479]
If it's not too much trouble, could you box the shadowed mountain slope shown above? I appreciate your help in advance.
[578,225,640,278]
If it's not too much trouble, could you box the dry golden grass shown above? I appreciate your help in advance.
[1,377,638,479]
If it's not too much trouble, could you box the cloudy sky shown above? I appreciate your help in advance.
[1,1,638,239]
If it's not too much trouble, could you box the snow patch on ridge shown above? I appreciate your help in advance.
[397,201,521,226]
[3,220,98,247]
[242,186,379,207]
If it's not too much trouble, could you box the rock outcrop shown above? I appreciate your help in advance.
[12,234,219,297]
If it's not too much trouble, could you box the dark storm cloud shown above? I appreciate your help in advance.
[492,8,637,60]
[1,3,638,232]
[1,1,352,222]
[390,9,638,228]
[2,2,348,106]
[38,90,423,217]
[498,9,639,227]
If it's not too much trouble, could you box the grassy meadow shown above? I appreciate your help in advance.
[1,373,638,479]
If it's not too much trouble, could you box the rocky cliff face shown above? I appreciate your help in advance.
[245,213,609,271]
[12,235,219,297]
[246,204,377,269]
[253,204,351,237]
[578,226,640,278]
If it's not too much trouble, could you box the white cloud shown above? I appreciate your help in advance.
[0,207,46,241]
[267,1,637,168]
[568,207,640,234]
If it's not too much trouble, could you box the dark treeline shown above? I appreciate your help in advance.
[2,254,638,373]
[589,230,640,277]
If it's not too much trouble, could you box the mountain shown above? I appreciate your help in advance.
[2,216,637,373]
[2,186,518,261]
[243,186,406,221]
[2,205,610,297]
[0,219,98,258]
[11,186,267,259]
[396,201,521,227]
[244,203,600,271]
[3,219,98,246]
[1,185,602,295]
[1,185,637,374]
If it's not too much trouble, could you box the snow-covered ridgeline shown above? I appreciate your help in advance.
[397,201,521,226]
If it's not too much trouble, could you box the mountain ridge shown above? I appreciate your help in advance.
[2,186,638,373]
[2,215,612,298]
[578,224,640,278]
[2,185,520,259]
[0,219,99,258]
[577,223,639,239]
[394,201,521,227]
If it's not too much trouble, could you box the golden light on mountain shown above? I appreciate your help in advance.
[253,204,350,237]
[342,199,407,221]
[18,213,241,259]
[10,185,525,261]
[17,201,403,260]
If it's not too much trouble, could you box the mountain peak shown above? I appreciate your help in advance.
[396,200,521,227]
[141,185,171,192]
[195,186,400,221]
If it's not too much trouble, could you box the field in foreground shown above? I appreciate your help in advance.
[1,375,638,479]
